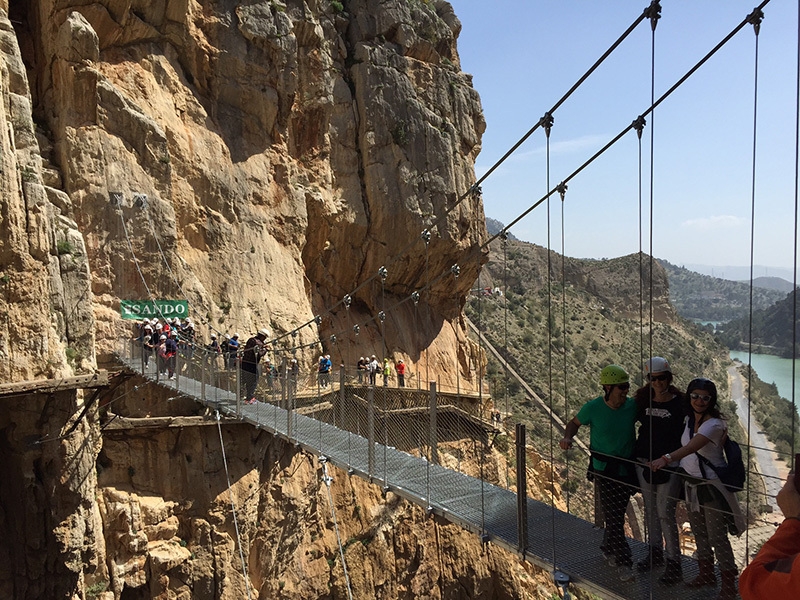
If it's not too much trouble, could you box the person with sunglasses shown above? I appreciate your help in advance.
[632,357,686,584]
[649,378,745,600]
[560,364,638,580]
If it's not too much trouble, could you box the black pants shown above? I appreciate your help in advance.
[598,475,633,564]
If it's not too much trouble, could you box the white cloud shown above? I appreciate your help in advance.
[681,215,746,230]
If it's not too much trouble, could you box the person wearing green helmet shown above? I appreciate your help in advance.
[560,364,638,581]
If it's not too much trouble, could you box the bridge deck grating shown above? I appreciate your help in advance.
[119,356,725,599]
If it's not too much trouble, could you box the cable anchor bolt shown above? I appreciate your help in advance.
[343,294,352,308]
[540,112,554,138]
[378,266,388,281]
[644,1,661,31]
[632,115,646,139]
[411,291,420,305]
[421,229,431,244]
[747,8,764,35]
[451,264,460,278]
[353,324,360,335]
[556,182,568,202]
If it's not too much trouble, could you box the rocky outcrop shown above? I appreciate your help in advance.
[95,422,557,599]
[0,0,525,598]
[15,0,487,383]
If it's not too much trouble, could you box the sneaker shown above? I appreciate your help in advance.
[169,375,176,380]
[618,565,635,582]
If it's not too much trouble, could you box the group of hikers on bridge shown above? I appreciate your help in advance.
[560,358,799,598]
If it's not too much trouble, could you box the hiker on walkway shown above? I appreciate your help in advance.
[165,331,178,379]
[318,354,331,388]
[368,355,379,386]
[382,358,391,386]
[206,333,221,370]
[649,378,745,599]
[560,365,638,581]
[227,333,240,370]
[632,356,686,584]
[395,359,406,387]
[739,472,800,598]
[357,356,367,384]
[241,329,269,403]
[141,323,154,367]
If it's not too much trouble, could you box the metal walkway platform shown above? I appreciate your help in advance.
[117,356,723,600]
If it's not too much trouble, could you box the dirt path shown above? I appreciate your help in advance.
[727,364,790,515]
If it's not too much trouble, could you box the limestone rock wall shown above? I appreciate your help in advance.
[95,423,557,599]
[16,0,486,382]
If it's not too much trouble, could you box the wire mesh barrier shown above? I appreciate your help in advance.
[113,332,795,600]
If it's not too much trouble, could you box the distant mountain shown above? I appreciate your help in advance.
[747,276,796,293]
[658,259,786,323]
[485,217,518,240]
[682,263,794,282]
[717,290,800,357]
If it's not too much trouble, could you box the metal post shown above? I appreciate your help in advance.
[429,381,438,464]
[287,363,294,441]
[367,385,375,477]
[235,360,241,417]
[338,366,346,429]
[201,350,206,402]
[281,361,287,410]
[516,423,528,556]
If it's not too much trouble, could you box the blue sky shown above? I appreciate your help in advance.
[451,0,799,275]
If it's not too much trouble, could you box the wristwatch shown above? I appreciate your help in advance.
[663,453,672,462]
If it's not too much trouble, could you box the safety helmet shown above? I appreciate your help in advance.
[599,364,629,385]
[144,324,153,330]
[211,334,217,339]
[160,334,167,340]
[645,356,671,375]
[687,378,717,404]
[258,328,270,338]
[233,333,239,339]
[156,323,163,329]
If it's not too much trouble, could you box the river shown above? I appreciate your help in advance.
[729,350,800,405]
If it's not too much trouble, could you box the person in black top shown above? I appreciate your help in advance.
[241,329,269,403]
[633,356,686,584]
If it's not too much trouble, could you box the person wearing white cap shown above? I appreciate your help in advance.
[142,323,154,367]
[632,356,685,584]
[241,329,269,403]
[357,356,367,384]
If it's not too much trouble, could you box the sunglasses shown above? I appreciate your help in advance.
[648,374,669,382]
[615,383,631,391]
[690,392,712,402]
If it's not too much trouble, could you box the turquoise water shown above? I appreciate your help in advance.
[730,350,800,403]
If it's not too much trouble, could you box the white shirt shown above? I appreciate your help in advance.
[679,416,727,479]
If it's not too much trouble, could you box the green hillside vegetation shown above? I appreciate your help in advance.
[466,237,747,519]
[659,259,785,322]
[717,290,800,357]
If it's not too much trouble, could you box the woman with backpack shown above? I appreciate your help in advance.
[649,378,746,600]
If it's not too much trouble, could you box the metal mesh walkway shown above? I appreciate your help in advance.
[116,351,722,600]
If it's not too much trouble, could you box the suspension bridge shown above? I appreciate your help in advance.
[105,1,800,598]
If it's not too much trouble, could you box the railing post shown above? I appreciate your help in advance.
[338,366,346,428]
[516,423,528,557]
[235,360,241,417]
[429,381,438,464]
[367,385,375,477]
[201,351,206,402]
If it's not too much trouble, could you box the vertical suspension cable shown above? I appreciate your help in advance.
[792,0,799,461]
[379,266,389,489]
[744,8,764,561]
[215,410,253,600]
[502,233,511,490]
[645,7,659,590]
[541,110,558,572]
[558,182,570,512]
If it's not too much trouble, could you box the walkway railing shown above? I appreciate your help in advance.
[115,336,782,600]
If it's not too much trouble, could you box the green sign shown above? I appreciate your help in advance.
[120,300,189,320]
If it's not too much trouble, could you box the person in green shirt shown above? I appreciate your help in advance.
[560,364,638,580]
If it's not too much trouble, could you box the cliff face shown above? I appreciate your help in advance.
[0,1,552,598]
[16,0,486,377]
